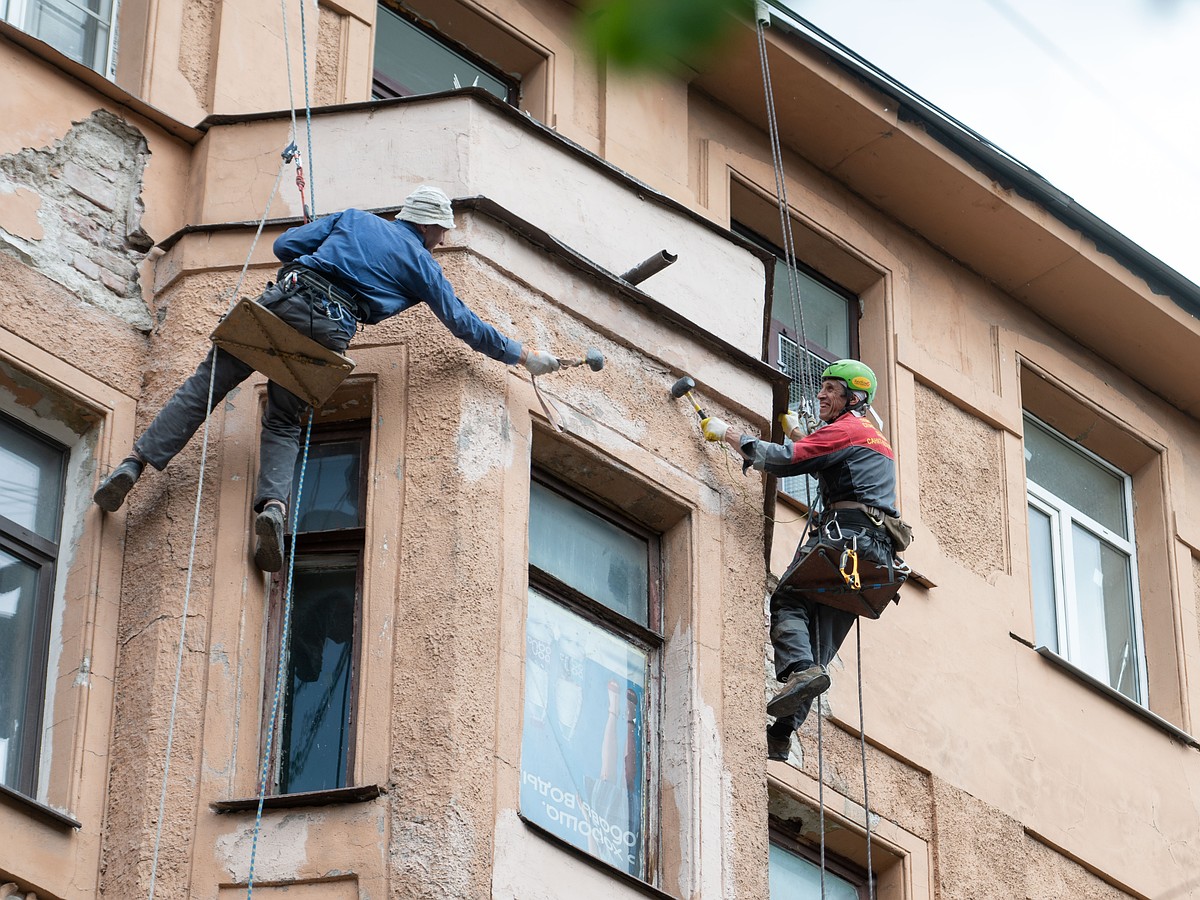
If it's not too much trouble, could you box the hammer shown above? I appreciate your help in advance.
[556,348,605,372]
[669,375,706,420]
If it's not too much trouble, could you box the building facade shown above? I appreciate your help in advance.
[1,1,1198,898]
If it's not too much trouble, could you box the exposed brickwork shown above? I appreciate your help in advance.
[0,109,153,330]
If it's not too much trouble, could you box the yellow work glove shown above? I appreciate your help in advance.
[779,410,800,436]
[700,416,728,442]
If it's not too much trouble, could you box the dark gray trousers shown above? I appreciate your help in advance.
[133,279,355,511]
[768,517,893,736]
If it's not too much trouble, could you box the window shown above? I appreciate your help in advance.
[2,0,117,74]
[0,411,66,797]
[1025,414,1146,703]
[266,424,368,794]
[770,829,866,899]
[373,2,517,103]
[734,224,859,502]
[520,476,660,880]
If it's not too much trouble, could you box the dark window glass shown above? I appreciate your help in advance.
[268,425,368,794]
[373,3,515,102]
[0,412,66,796]
[735,224,860,504]
[278,554,358,794]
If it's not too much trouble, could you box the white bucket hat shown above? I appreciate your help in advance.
[397,185,456,230]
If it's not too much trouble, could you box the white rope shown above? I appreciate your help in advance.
[815,607,826,898]
[246,416,314,897]
[857,620,875,899]
[755,19,821,411]
[146,157,290,899]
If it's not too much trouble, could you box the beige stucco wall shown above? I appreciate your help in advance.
[2,1,1199,898]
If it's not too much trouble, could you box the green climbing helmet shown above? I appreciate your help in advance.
[821,359,877,405]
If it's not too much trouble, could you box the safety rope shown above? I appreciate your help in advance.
[279,0,314,221]
[146,151,292,900]
[244,4,320,894]
[297,0,317,217]
[857,621,875,900]
[756,10,877,893]
[815,606,826,899]
[755,13,824,523]
[246,414,314,897]
[148,1,320,892]
[754,16,822,434]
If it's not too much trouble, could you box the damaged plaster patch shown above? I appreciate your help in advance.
[215,813,309,882]
[180,0,216,107]
[457,392,512,482]
[0,109,153,330]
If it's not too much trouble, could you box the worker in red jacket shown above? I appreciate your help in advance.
[701,360,901,761]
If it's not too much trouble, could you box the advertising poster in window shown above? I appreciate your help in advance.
[520,590,648,877]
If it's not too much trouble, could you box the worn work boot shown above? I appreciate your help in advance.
[766,665,831,719]
[93,456,145,512]
[254,501,287,573]
[767,732,791,762]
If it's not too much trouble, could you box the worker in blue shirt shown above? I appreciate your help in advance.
[94,186,559,572]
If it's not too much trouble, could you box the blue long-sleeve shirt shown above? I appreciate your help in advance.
[273,209,522,364]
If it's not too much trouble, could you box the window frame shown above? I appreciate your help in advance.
[372,1,520,104]
[0,411,67,798]
[1023,412,1148,705]
[769,820,870,899]
[261,423,370,796]
[2,0,119,75]
[732,221,861,506]
[522,469,664,884]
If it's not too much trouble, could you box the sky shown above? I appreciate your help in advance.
[777,0,1200,288]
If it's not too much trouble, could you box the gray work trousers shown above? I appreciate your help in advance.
[133,278,356,511]
[767,514,893,736]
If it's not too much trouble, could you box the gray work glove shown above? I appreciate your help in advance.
[523,350,560,377]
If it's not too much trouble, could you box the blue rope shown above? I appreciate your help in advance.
[298,0,316,217]
[246,414,313,897]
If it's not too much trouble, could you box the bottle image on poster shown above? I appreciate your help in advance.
[520,590,647,878]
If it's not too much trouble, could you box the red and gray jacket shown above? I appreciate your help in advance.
[739,411,899,516]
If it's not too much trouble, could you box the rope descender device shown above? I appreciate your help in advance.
[282,140,310,223]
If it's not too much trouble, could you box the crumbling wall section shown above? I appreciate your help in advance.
[180,0,217,109]
[315,5,346,105]
[0,110,154,331]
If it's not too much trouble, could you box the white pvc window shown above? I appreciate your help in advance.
[1024,414,1146,703]
[2,0,117,75]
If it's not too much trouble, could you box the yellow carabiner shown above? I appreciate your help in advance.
[839,547,861,590]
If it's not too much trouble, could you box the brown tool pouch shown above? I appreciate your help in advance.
[880,513,914,551]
